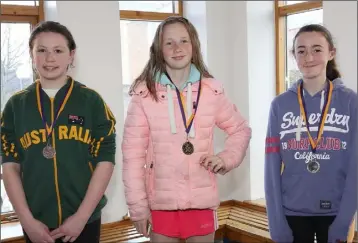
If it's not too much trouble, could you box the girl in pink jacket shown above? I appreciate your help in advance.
[122,16,251,243]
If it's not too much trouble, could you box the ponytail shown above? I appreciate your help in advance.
[326,59,341,81]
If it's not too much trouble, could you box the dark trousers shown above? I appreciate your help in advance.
[24,218,101,243]
[286,216,341,243]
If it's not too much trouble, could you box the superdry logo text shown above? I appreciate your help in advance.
[279,108,350,139]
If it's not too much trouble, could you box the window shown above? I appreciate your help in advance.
[0,0,44,223]
[119,1,183,117]
[120,20,160,115]
[1,22,33,111]
[284,1,308,5]
[275,0,323,94]
[1,21,33,215]
[0,1,39,6]
[119,1,180,14]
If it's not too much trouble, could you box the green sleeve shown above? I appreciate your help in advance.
[0,99,21,163]
[89,93,116,166]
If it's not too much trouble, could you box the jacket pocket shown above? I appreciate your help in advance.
[146,162,155,197]
[282,174,301,196]
[310,174,344,212]
[281,174,309,212]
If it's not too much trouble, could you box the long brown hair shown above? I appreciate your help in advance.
[129,16,213,101]
[292,24,341,81]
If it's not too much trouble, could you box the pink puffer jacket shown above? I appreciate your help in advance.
[122,78,251,221]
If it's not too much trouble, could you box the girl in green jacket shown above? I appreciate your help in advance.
[1,21,116,243]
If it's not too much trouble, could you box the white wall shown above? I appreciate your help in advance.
[323,1,357,92]
[42,1,357,223]
[205,1,251,201]
[183,1,208,64]
[44,1,127,224]
[247,1,275,199]
[323,1,358,230]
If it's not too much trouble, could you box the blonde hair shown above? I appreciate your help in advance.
[130,16,213,101]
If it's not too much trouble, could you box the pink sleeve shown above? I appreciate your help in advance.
[122,94,150,221]
[215,92,251,174]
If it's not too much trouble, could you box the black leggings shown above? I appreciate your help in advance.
[286,216,341,243]
[24,218,101,243]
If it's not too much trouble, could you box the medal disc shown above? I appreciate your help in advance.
[182,141,194,155]
[307,159,320,173]
[43,145,56,159]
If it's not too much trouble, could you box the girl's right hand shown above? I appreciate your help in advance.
[133,216,152,237]
[23,217,54,243]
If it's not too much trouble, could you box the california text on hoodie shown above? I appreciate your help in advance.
[264,78,357,242]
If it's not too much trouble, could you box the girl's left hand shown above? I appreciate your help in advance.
[50,213,88,242]
[200,155,226,174]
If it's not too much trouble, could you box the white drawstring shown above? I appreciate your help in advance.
[166,83,196,137]
[296,89,325,141]
[296,118,302,141]
[296,89,304,141]
[167,85,177,134]
[320,90,325,112]
[186,83,195,138]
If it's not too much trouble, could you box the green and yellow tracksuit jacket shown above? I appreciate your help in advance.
[0,77,116,228]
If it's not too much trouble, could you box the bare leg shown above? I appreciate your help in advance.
[150,232,181,243]
[185,232,215,243]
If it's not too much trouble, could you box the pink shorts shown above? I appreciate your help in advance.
[151,209,218,239]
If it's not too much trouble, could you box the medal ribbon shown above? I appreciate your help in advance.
[165,72,202,135]
[297,81,333,153]
[36,78,74,138]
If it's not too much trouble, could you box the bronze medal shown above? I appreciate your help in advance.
[182,141,194,155]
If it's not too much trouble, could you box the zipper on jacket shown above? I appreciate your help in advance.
[50,98,63,226]
[149,162,154,192]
